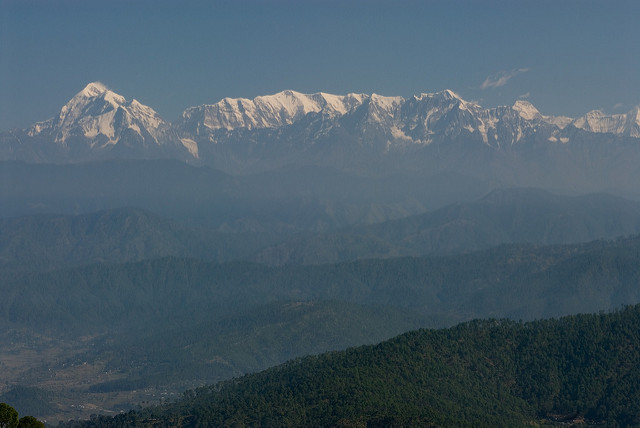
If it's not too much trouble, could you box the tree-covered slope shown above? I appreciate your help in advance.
[63,305,640,427]
[3,235,640,337]
[0,300,426,423]
[83,300,427,393]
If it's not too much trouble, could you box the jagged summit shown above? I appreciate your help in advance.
[178,89,483,136]
[411,90,472,106]
[428,89,464,100]
[78,81,110,97]
[26,82,170,146]
[570,107,640,137]
[512,100,541,121]
[179,90,371,132]
[51,82,130,143]
[17,82,191,162]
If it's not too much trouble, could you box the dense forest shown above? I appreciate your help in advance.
[60,305,640,427]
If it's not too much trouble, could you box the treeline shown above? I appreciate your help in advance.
[61,305,640,427]
[0,403,44,428]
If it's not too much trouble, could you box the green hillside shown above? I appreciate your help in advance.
[62,305,640,427]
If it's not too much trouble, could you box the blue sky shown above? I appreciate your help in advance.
[1,0,639,130]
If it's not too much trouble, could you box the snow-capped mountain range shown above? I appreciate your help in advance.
[179,90,370,132]
[1,82,639,174]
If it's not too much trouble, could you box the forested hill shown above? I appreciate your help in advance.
[62,305,640,427]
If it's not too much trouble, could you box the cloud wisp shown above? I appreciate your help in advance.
[481,68,529,90]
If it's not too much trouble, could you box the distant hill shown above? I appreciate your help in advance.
[61,305,640,427]
[4,235,640,338]
[0,207,271,271]
[252,188,640,265]
[4,187,640,272]
[0,160,490,231]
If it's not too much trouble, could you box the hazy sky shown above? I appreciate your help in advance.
[1,0,639,130]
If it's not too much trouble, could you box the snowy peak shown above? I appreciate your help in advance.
[512,100,541,121]
[407,90,482,114]
[29,82,172,147]
[13,82,199,163]
[78,81,110,98]
[629,106,640,124]
[311,92,368,115]
[571,107,640,137]
[572,110,611,132]
[53,82,126,143]
[436,89,465,102]
[415,90,476,109]
[399,90,485,142]
[623,107,640,137]
[364,93,404,120]
[511,100,572,129]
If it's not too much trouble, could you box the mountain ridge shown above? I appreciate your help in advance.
[6,83,640,153]
[2,83,640,187]
[251,188,640,265]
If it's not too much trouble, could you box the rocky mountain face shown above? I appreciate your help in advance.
[174,88,640,188]
[2,83,640,191]
[176,89,557,150]
[174,88,640,148]
[1,82,192,162]
[570,106,640,137]
[178,90,370,132]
